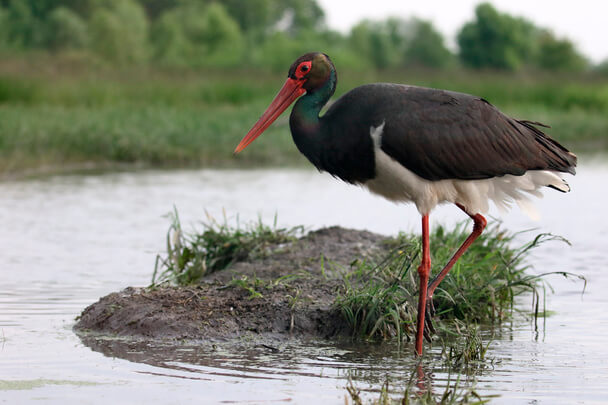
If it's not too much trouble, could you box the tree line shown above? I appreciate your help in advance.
[0,0,603,73]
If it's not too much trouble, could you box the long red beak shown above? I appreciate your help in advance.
[234,78,306,154]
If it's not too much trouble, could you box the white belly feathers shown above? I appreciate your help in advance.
[363,123,570,219]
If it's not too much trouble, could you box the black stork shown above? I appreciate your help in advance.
[234,52,577,356]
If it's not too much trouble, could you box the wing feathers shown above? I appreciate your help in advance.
[370,85,577,181]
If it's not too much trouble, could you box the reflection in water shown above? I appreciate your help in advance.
[77,332,491,401]
[416,363,426,393]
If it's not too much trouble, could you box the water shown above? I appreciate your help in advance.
[0,163,606,403]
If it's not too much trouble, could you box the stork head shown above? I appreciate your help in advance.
[234,52,335,154]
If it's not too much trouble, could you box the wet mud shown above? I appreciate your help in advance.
[74,227,389,342]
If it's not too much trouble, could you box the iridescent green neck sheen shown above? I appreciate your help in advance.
[290,69,337,132]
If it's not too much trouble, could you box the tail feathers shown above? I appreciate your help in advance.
[516,197,540,221]
[482,170,570,221]
[517,120,578,175]
[547,178,571,193]
[526,170,571,193]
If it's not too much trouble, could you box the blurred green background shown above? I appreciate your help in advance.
[0,0,606,177]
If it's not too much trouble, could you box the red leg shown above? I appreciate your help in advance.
[427,204,487,301]
[415,214,431,356]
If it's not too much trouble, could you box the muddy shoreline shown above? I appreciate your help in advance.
[74,227,392,341]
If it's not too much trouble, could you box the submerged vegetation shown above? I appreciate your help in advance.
[345,370,491,405]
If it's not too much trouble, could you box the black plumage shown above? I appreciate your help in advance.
[318,83,577,183]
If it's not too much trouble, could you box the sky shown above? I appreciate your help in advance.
[316,0,608,63]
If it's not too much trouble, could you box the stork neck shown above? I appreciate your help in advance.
[291,69,336,132]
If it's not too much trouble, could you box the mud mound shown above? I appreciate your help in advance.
[75,227,390,341]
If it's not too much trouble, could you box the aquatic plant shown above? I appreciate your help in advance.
[346,369,492,405]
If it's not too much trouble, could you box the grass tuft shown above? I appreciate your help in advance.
[335,245,419,342]
[334,222,575,343]
[223,275,265,299]
[152,209,302,285]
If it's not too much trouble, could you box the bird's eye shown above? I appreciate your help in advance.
[295,61,312,79]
